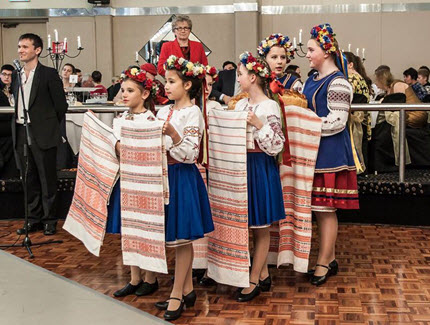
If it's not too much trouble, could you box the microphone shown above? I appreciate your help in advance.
[13,59,22,72]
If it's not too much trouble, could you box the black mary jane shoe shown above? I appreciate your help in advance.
[135,279,159,296]
[113,281,143,297]
[259,275,272,292]
[163,297,185,321]
[307,259,338,277]
[155,290,197,310]
[310,262,339,286]
[237,282,261,302]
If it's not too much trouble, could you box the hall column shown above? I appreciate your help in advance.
[95,15,114,83]
[234,1,260,59]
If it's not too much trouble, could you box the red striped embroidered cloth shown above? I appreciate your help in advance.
[63,112,119,256]
[267,106,322,272]
[119,120,169,274]
[206,109,250,287]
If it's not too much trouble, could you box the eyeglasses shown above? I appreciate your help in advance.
[1,72,12,78]
[173,27,191,32]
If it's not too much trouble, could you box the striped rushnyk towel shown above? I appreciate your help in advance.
[267,106,322,272]
[206,109,249,287]
[119,119,169,274]
[63,112,119,256]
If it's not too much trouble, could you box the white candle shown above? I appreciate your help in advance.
[77,36,81,48]
[135,51,138,61]
[299,29,302,44]
[47,34,51,49]
[63,38,67,52]
[362,48,365,59]
[348,43,351,52]
[293,37,297,49]
[54,29,58,42]
[356,48,359,56]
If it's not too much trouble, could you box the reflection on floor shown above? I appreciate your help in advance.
[1,220,430,324]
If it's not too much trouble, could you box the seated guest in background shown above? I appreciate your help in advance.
[222,61,237,71]
[90,70,108,96]
[403,67,418,86]
[417,68,430,89]
[286,64,301,78]
[0,64,14,106]
[157,15,208,76]
[81,74,94,87]
[61,63,76,90]
[210,64,239,105]
[75,68,82,86]
[107,75,121,101]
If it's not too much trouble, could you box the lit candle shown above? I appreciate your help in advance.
[135,51,138,62]
[362,48,365,59]
[299,29,302,44]
[293,37,297,49]
[47,34,51,49]
[63,38,67,52]
[348,43,351,52]
[77,36,81,48]
[54,29,58,42]
[356,48,359,56]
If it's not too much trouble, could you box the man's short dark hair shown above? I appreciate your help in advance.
[91,70,102,83]
[403,67,418,80]
[222,61,237,69]
[75,68,82,73]
[18,33,43,56]
[286,64,299,72]
[1,64,14,72]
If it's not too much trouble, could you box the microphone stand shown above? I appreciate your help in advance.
[0,64,63,258]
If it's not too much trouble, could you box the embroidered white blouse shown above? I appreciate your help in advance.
[234,98,285,156]
[112,110,156,140]
[156,105,204,164]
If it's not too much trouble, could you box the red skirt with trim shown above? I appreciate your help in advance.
[311,170,359,210]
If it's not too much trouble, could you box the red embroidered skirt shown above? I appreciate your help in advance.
[311,169,359,210]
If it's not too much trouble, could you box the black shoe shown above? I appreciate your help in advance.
[17,222,42,235]
[135,279,159,296]
[43,223,57,236]
[310,262,339,286]
[192,269,206,282]
[237,282,261,302]
[163,297,185,321]
[155,290,197,310]
[259,275,272,292]
[199,276,216,287]
[307,260,338,277]
[113,281,143,297]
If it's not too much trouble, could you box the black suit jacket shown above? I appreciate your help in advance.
[11,62,68,150]
[210,69,237,103]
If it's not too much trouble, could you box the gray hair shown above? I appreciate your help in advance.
[172,15,192,31]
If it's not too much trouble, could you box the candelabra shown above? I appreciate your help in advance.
[40,41,84,72]
[294,42,307,58]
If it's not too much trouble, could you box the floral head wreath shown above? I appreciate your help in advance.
[239,51,271,79]
[310,23,337,54]
[205,65,219,82]
[120,67,159,98]
[257,33,295,62]
[164,55,206,79]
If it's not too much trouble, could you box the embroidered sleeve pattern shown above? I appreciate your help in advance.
[169,108,204,164]
[321,78,352,137]
[254,102,285,156]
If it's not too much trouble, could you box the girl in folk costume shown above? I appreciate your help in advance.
[233,52,290,302]
[154,55,214,321]
[258,33,303,91]
[108,67,161,298]
[302,24,359,285]
[205,65,223,111]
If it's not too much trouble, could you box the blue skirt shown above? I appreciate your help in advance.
[106,180,121,234]
[165,163,214,242]
[247,152,285,227]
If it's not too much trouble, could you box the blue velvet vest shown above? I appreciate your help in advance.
[302,71,355,172]
[278,74,298,90]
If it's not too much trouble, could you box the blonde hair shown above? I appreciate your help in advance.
[375,69,394,89]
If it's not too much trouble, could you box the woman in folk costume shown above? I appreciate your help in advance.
[258,33,303,92]
[302,24,359,285]
[233,52,291,302]
[106,67,162,298]
[154,55,214,321]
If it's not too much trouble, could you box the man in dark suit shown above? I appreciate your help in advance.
[210,67,239,105]
[12,33,68,236]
